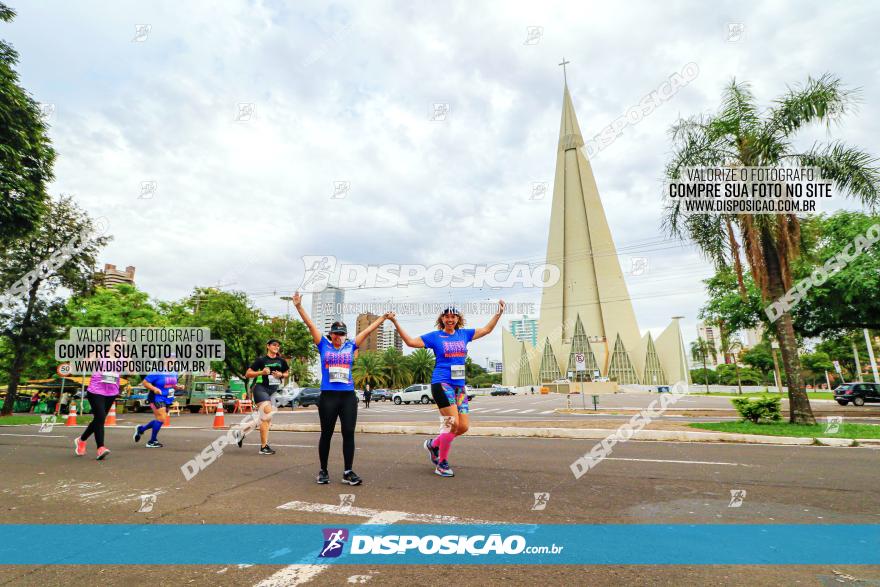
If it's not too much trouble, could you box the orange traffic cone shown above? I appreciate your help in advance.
[213,401,226,429]
[106,403,117,426]
[65,403,77,426]
[164,409,171,427]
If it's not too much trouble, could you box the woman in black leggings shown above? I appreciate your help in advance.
[74,367,120,460]
[292,292,386,485]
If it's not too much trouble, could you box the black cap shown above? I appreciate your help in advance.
[266,338,281,346]
[329,321,347,335]
[442,307,462,316]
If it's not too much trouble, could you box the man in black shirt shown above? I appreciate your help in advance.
[242,339,289,455]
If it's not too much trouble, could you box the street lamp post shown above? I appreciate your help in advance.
[771,340,783,394]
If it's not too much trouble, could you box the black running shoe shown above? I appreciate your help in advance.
[145,440,163,448]
[316,470,329,484]
[236,431,244,448]
[133,427,142,443]
[342,470,363,486]
[259,445,276,455]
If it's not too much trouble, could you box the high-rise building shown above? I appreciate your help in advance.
[356,313,380,352]
[509,315,538,347]
[377,322,403,352]
[501,73,689,387]
[488,360,504,373]
[741,325,765,349]
[696,321,727,366]
[311,286,344,336]
[95,263,136,287]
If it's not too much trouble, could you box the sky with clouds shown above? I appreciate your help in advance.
[4,0,879,365]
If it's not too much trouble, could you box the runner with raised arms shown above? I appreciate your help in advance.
[292,291,386,485]
[388,301,504,477]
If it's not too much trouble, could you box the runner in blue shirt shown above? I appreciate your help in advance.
[135,361,184,448]
[388,301,504,477]
[293,291,387,486]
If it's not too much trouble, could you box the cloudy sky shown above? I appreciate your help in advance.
[5,0,879,364]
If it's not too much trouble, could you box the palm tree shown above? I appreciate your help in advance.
[664,74,880,424]
[352,351,388,390]
[381,347,412,389]
[690,338,715,393]
[405,348,435,384]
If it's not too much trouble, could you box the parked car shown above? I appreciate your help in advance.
[370,389,393,402]
[393,384,433,404]
[292,387,321,408]
[490,386,515,396]
[273,385,301,407]
[834,382,880,406]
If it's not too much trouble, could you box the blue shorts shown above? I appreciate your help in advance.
[431,383,469,414]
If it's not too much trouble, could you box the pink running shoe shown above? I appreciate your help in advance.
[74,437,86,456]
[96,446,110,460]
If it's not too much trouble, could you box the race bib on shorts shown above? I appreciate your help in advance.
[268,374,281,386]
[100,373,119,385]
[451,365,465,380]
[329,366,350,383]
[166,389,175,399]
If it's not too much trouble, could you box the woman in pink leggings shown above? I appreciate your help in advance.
[388,302,504,477]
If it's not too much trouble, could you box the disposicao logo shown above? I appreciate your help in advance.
[319,528,348,558]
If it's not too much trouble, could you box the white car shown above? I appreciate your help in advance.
[393,384,433,405]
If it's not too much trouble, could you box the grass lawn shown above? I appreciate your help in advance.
[0,414,93,426]
[691,391,836,401]
[690,421,880,439]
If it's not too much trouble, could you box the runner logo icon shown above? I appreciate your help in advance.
[319,528,349,558]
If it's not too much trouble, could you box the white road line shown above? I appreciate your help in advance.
[243,443,315,448]
[0,433,67,438]
[260,501,504,587]
[498,409,519,414]
[539,410,556,414]
[519,409,535,414]
[602,457,751,466]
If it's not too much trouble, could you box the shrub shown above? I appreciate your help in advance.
[731,396,782,423]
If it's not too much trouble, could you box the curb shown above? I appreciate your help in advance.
[271,423,877,447]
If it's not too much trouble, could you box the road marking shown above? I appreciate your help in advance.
[539,410,556,414]
[0,433,67,438]
[498,409,519,414]
[243,443,315,448]
[602,457,751,466]
[260,501,505,586]
[519,409,535,414]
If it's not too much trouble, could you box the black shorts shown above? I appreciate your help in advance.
[253,385,279,405]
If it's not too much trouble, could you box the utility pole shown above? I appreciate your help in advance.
[864,329,879,384]
[771,340,783,394]
[853,341,862,380]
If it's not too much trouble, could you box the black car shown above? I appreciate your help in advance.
[834,382,880,406]
[490,387,515,396]
[292,387,321,408]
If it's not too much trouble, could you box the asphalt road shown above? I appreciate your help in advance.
[1,413,879,586]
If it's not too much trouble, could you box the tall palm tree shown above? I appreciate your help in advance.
[405,348,435,384]
[352,351,388,390]
[664,74,880,424]
[690,337,715,393]
[381,347,412,389]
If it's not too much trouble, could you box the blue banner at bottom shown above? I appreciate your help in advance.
[0,524,877,565]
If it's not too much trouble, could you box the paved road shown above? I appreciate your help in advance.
[0,419,878,586]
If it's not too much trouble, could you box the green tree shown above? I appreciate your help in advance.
[186,288,266,383]
[800,350,834,387]
[0,3,56,245]
[741,341,775,374]
[405,348,435,384]
[0,197,109,415]
[381,347,412,389]
[690,337,715,392]
[352,351,387,389]
[65,284,164,328]
[664,74,880,424]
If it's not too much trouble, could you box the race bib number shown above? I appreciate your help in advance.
[166,389,175,399]
[268,375,281,386]
[100,373,119,385]
[451,365,465,380]
[329,366,350,383]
